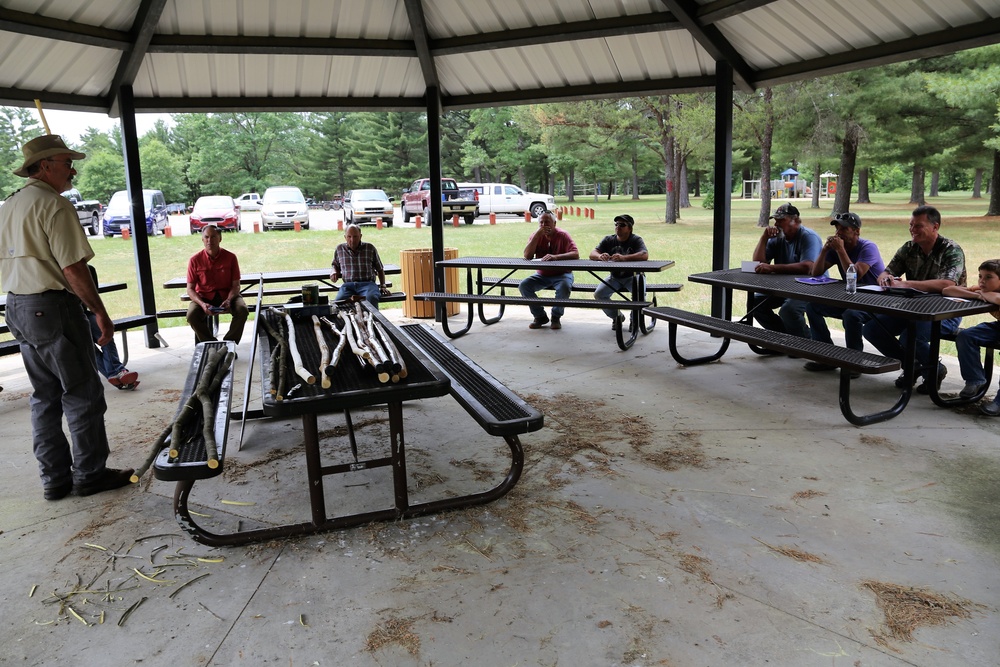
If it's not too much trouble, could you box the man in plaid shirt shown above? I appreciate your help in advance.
[330,224,389,306]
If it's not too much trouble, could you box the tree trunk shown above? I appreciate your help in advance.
[758,87,775,226]
[693,169,701,198]
[548,172,556,197]
[973,167,984,199]
[632,149,640,200]
[811,163,820,209]
[606,181,614,201]
[567,167,575,203]
[664,133,677,224]
[987,150,1000,216]
[856,167,871,204]
[679,157,690,210]
[909,165,925,205]
[930,170,940,197]
[833,121,860,215]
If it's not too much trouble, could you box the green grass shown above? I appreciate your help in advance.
[63,191,1000,350]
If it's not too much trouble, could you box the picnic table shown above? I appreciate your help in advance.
[154,300,541,546]
[414,256,676,350]
[646,269,998,425]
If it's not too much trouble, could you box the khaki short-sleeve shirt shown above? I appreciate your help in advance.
[0,179,94,294]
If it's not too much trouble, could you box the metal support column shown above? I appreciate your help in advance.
[118,85,161,348]
[426,86,446,321]
[712,62,734,320]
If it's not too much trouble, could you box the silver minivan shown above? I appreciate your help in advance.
[261,186,310,231]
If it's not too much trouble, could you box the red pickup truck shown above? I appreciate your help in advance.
[401,178,479,225]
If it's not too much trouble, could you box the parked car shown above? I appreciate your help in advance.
[343,189,394,227]
[461,182,554,219]
[102,189,168,237]
[190,195,240,233]
[260,186,309,231]
[166,202,187,215]
[234,192,262,210]
[61,188,103,236]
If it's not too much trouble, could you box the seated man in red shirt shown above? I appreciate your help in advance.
[185,225,249,343]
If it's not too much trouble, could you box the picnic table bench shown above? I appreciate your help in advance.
[0,282,154,363]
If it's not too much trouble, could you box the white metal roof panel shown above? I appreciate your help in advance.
[0,0,997,112]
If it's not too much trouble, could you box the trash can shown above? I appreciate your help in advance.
[400,248,459,318]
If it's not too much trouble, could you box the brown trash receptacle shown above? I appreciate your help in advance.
[400,248,459,318]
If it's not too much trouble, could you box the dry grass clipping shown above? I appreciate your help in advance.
[861,580,980,644]
[791,489,826,501]
[678,553,714,583]
[859,433,898,451]
[753,537,825,564]
[365,615,420,655]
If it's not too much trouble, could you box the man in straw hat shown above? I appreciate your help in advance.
[0,135,133,501]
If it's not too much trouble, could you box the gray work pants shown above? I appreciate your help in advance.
[5,291,110,488]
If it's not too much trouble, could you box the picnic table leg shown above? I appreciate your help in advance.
[666,321,731,364]
[926,321,993,407]
[476,268,508,325]
[838,323,915,426]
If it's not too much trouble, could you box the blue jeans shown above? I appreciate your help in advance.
[594,275,644,320]
[750,295,809,338]
[6,291,110,489]
[805,303,871,351]
[863,314,962,375]
[89,313,125,379]
[956,321,1000,384]
[337,281,381,307]
[519,272,574,319]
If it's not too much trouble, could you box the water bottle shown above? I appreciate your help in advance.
[846,263,857,294]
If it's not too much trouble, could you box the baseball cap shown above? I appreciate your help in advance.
[769,203,799,220]
[613,214,634,227]
[831,212,861,229]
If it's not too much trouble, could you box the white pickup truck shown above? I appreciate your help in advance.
[459,183,555,220]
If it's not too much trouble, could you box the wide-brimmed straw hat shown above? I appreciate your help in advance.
[13,134,86,178]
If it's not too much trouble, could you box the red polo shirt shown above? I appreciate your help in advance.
[187,247,240,300]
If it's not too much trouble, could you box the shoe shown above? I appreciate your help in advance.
[528,315,549,329]
[894,373,917,389]
[960,381,988,399]
[980,401,1000,416]
[75,468,134,497]
[116,380,140,391]
[108,369,138,388]
[803,361,836,372]
[43,482,73,501]
[916,363,947,395]
[550,316,561,330]
[612,314,625,331]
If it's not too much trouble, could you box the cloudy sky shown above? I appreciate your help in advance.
[39,109,174,144]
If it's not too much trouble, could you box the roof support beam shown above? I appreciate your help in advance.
[656,0,756,91]
[697,0,777,25]
[108,0,169,117]
[149,34,415,57]
[758,17,1000,87]
[404,0,439,89]
[711,61,734,320]
[431,12,682,56]
[0,7,129,50]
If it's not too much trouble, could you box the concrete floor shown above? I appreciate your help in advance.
[0,308,998,667]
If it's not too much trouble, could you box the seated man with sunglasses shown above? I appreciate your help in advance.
[802,212,886,372]
[589,214,648,331]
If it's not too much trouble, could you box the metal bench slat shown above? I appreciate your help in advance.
[478,276,682,292]
[398,323,543,437]
[646,306,899,374]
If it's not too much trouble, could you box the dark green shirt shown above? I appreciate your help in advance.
[885,236,966,286]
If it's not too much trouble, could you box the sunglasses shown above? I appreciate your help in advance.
[833,212,859,224]
[614,223,629,228]
[45,159,74,169]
